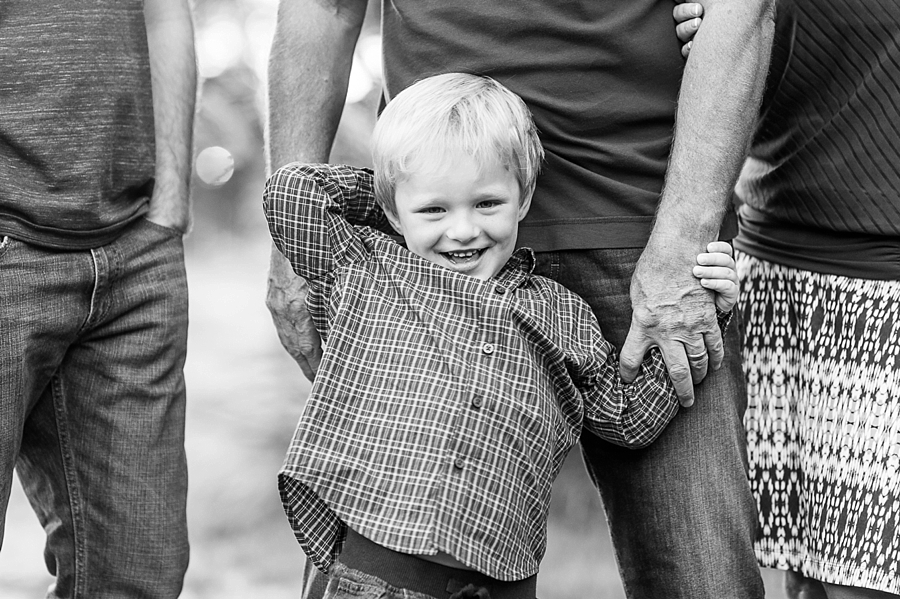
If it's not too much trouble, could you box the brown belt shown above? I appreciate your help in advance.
[338,528,537,599]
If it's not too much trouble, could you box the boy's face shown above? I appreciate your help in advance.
[386,153,531,281]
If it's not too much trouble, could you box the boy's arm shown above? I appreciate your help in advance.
[580,311,732,448]
[263,163,382,281]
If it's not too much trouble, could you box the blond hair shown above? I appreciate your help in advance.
[372,73,544,214]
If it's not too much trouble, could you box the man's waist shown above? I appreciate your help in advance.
[518,202,737,252]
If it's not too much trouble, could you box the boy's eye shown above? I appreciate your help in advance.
[478,200,502,209]
[419,206,445,214]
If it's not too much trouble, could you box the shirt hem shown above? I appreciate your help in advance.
[0,207,149,250]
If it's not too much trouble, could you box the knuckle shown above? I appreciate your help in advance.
[620,357,639,372]
[668,363,691,379]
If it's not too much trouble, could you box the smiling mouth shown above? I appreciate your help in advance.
[442,248,485,264]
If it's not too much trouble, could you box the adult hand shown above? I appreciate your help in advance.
[266,246,323,381]
[619,241,723,407]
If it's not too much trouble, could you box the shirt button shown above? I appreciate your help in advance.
[453,457,466,470]
[471,396,483,409]
[481,343,495,355]
[494,285,506,295]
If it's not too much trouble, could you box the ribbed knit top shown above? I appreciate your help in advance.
[735,0,900,277]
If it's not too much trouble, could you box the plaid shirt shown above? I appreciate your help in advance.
[265,163,718,581]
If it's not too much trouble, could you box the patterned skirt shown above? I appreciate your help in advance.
[737,252,900,594]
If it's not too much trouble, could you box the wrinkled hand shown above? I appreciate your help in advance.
[619,243,723,407]
[673,0,704,58]
[266,246,322,381]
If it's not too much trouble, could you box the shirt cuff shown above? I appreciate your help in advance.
[716,307,733,333]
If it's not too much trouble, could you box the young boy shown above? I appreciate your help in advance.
[264,73,738,599]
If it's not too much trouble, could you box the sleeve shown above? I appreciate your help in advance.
[575,308,732,449]
[262,163,392,281]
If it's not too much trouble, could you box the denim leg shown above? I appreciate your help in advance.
[534,248,763,599]
[1,220,189,598]
[0,235,90,553]
[304,558,331,599]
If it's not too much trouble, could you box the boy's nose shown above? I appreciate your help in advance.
[445,214,480,242]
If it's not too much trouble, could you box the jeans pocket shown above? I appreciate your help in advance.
[141,218,185,239]
[324,564,390,599]
[324,577,385,599]
[532,250,560,281]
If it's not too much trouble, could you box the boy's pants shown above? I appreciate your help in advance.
[321,528,536,599]
[0,218,190,598]
[532,248,764,599]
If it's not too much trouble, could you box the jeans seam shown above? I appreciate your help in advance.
[51,375,86,598]
[84,248,112,332]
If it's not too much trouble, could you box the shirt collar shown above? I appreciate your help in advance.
[494,247,535,289]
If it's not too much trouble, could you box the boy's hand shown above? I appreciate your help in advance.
[673,1,704,58]
[693,241,738,312]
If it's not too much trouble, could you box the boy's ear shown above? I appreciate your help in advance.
[376,196,404,234]
[383,205,403,235]
[517,190,534,221]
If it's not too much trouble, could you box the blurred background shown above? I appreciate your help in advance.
[0,1,785,597]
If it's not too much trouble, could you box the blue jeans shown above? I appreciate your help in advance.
[323,563,438,599]
[0,218,190,598]
[533,248,763,599]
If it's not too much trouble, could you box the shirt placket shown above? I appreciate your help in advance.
[453,281,510,470]
[429,280,515,565]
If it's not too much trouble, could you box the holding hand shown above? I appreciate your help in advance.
[266,246,323,381]
[619,242,724,408]
[693,241,738,312]
[673,1,704,58]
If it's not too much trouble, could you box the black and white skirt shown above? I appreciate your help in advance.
[737,251,900,594]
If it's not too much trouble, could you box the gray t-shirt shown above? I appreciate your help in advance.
[0,0,155,249]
